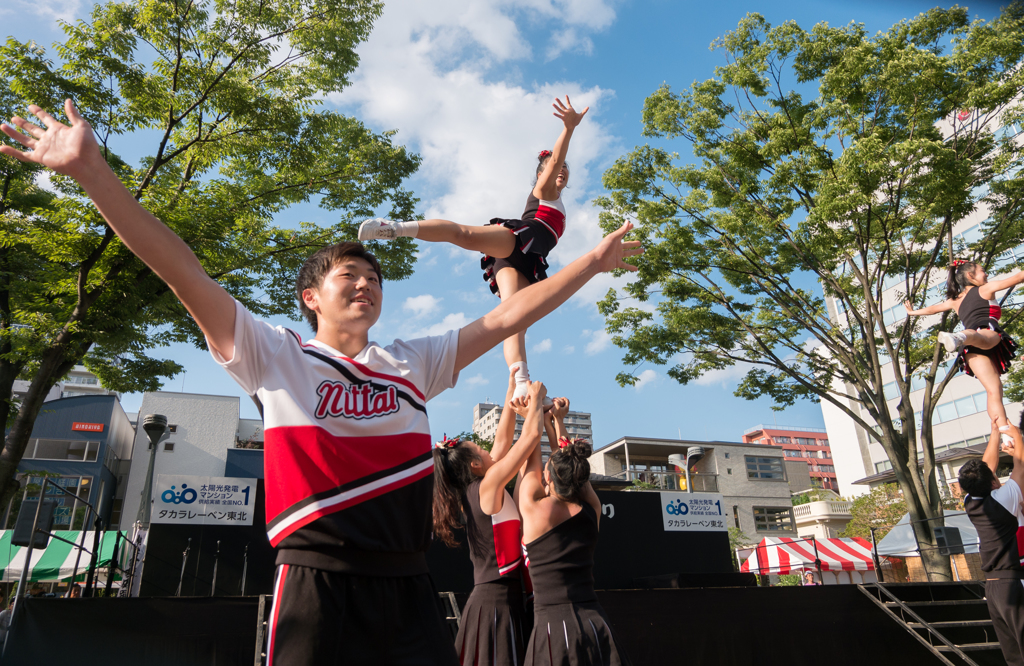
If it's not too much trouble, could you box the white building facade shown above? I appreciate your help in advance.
[473,402,593,464]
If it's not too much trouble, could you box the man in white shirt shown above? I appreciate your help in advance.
[961,419,1024,666]
[1,101,642,665]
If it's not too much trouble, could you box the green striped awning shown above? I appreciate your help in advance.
[0,530,127,582]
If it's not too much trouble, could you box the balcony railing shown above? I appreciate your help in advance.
[792,500,853,522]
[612,470,719,493]
[744,424,828,435]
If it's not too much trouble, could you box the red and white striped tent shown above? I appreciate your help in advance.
[740,536,876,575]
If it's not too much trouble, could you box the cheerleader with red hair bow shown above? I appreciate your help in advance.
[905,259,1024,443]
[359,96,590,400]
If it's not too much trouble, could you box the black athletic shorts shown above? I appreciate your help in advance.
[267,564,460,665]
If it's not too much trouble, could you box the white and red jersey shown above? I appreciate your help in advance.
[210,300,459,573]
[522,192,566,240]
[465,480,522,584]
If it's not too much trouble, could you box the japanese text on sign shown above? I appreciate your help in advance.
[153,475,256,526]
[660,492,728,532]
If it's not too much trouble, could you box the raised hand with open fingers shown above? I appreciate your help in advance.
[593,220,644,273]
[553,95,588,130]
[0,100,100,180]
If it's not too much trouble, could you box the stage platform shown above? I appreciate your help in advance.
[2,585,940,665]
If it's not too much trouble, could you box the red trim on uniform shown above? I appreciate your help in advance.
[268,463,433,547]
[264,426,431,522]
[990,304,1003,320]
[534,207,565,238]
[493,521,523,575]
[286,330,427,401]
[266,564,290,666]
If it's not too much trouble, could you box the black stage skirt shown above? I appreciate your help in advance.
[481,218,559,297]
[957,320,1018,377]
[456,578,529,666]
[525,601,631,666]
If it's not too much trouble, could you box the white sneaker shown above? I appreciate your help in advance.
[937,331,966,353]
[358,218,398,241]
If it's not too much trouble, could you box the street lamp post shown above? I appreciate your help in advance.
[135,414,168,528]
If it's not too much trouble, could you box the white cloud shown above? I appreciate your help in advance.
[531,338,553,354]
[4,0,82,22]
[333,0,619,253]
[693,363,753,388]
[408,312,473,338]
[634,369,658,391]
[563,345,575,354]
[464,373,489,387]
[584,329,612,355]
[403,294,442,317]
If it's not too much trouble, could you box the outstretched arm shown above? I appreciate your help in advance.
[454,221,642,372]
[0,101,236,359]
[550,397,570,443]
[980,271,1024,300]
[489,368,519,463]
[534,96,588,201]
[479,382,546,515]
[983,419,1002,476]
[904,299,956,317]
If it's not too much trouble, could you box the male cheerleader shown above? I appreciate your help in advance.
[960,419,1024,666]
[0,101,642,665]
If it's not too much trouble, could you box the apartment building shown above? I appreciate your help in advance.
[472,402,593,464]
[822,114,1024,497]
[741,424,838,492]
[588,436,798,542]
[12,364,120,405]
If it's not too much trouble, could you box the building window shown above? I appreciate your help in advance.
[745,456,785,480]
[795,437,816,446]
[774,437,791,444]
[25,439,99,462]
[733,505,740,529]
[724,452,730,459]
[875,460,893,473]
[8,474,93,529]
[753,506,795,532]
[819,439,829,447]
[784,450,801,458]
[727,468,732,475]
[164,442,175,452]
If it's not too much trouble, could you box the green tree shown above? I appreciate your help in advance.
[598,7,1024,581]
[839,482,960,541]
[453,431,495,452]
[0,0,421,509]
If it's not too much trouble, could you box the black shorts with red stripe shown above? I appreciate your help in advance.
[267,564,459,666]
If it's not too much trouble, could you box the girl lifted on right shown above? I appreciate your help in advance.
[905,260,1024,442]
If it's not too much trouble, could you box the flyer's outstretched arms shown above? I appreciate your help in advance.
[454,221,642,372]
[0,101,237,360]
[534,96,587,201]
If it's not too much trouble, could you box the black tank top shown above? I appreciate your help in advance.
[464,479,524,585]
[523,502,599,606]
[958,286,1002,330]
[965,487,1023,572]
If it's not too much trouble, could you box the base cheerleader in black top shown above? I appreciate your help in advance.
[433,374,549,666]
[518,397,631,666]
[358,96,588,402]
[905,259,1024,445]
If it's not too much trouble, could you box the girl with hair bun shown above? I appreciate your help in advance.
[518,397,631,666]
[432,371,548,666]
[905,260,1024,442]
[359,96,588,400]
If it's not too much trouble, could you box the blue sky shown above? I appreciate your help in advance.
[5,0,1007,449]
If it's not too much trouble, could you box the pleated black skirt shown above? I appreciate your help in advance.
[525,601,631,666]
[480,218,557,296]
[456,579,529,666]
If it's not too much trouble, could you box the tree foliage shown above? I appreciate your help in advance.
[839,482,960,540]
[0,0,421,507]
[598,7,1024,579]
